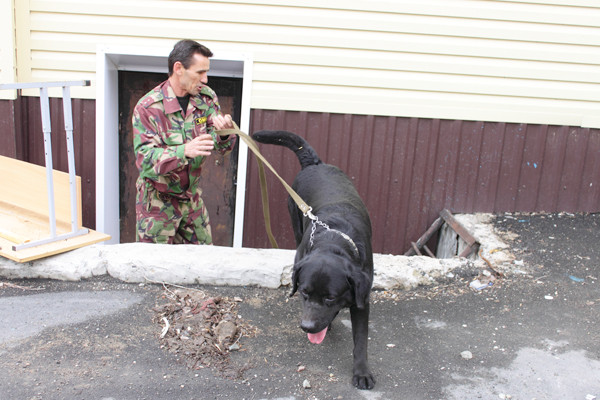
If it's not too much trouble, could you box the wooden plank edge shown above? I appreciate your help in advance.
[0,228,30,244]
[0,230,111,263]
[439,209,479,247]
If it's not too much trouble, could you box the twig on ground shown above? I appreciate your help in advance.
[142,274,207,297]
[479,248,504,277]
[160,317,170,338]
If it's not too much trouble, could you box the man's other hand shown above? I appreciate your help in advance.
[184,134,214,158]
[213,114,234,130]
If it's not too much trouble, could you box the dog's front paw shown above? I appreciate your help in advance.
[352,368,375,390]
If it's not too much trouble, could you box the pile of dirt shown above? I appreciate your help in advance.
[152,287,257,379]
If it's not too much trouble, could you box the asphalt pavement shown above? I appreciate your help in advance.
[0,212,598,400]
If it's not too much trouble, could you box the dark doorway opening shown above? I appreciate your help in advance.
[118,71,242,245]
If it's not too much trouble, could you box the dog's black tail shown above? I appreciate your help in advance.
[252,130,322,169]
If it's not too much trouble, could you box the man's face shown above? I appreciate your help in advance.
[178,53,210,96]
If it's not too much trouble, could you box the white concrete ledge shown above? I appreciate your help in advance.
[0,214,515,290]
[0,244,296,289]
[104,244,296,288]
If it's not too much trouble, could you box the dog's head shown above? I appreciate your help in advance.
[290,252,371,336]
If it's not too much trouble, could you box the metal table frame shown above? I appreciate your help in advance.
[0,80,91,251]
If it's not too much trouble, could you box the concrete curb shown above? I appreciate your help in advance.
[0,214,516,290]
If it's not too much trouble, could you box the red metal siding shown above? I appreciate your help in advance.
[0,100,17,158]
[0,97,96,229]
[1,101,598,254]
[0,97,27,160]
[244,110,600,254]
[559,127,591,212]
[580,129,600,211]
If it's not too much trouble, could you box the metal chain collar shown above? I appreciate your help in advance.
[304,208,359,257]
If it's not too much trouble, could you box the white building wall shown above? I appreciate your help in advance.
[0,0,17,99]
[6,0,600,127]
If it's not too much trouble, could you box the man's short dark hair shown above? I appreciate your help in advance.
[168,40,213,76]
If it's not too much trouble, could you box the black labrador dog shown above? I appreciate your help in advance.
[252,130,375,390]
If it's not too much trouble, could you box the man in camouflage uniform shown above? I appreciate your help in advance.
[133,39,236,244]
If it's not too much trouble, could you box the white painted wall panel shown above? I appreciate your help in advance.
[251,82,595,126]
[0,0,16,99]
[7,0,600,126]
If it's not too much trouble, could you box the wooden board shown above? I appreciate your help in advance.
[0,156,110,262]
[0,155,82,227]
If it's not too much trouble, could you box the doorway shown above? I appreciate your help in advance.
[96,45,253,245]
[117,71,242,246]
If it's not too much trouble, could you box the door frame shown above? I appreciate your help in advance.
[95,44,253,246]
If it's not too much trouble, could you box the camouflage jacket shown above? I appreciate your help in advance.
[133,79,236,200]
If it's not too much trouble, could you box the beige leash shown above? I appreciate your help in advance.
[216,123,358,256]
[217,122,309,248]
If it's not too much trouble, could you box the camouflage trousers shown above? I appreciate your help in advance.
[135,185,212,245]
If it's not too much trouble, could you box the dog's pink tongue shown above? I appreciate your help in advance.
[307,327,328,344]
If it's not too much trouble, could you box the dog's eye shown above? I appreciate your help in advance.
[300,290,309,299]
[324,296,336,305]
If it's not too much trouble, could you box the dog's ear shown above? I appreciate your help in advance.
[348,270,371,309]
[289,263,302,297]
